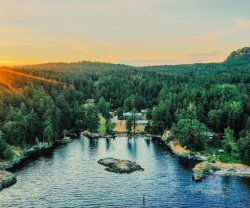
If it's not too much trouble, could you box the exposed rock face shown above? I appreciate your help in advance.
[167,141,207,162]
[192,162,220,182]
[192,161,250,182]
[0,171,16,190]
[98,157,144,174]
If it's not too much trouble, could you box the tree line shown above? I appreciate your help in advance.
[0,54,249,163]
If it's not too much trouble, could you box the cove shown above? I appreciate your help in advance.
[0,137,249,207]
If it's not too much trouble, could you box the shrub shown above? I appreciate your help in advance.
[171,119,211,151]
[2,147,14,160]
[237,132,250,164]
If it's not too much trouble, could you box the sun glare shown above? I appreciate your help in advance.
[0,76,17,93]
[0,68,62,93]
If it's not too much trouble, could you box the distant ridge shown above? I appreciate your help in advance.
[225,47,250,63]
[3,47,250,68]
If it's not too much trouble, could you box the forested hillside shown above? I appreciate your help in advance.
[0,48,249,163]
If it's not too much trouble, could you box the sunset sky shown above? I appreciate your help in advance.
[0,0,250,66]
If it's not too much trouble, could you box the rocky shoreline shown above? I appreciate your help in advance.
[0,143,54,171]
[167,140,207,162]
[81,130,115,139]
[165,139,250,182]
[98,157,144,174]
[0,137,73,191]
[192,161,250,182]
[81,130,159,139]
[0,171,16,190]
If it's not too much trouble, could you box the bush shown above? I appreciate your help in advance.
[2,147,14,160]
[0,138,7,153]
[105,120,115,135]
[223,128,236,155]
[0,137,8,159]
[218,154,239,163]
[237,132,250,164]
[171,119,210,151]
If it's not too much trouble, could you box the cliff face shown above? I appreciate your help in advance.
[225,47,250,62]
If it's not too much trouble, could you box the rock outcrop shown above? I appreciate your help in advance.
[0,142,55,190]
[192,161,250,182]
[167,141,207,162]
[165,140,250,182]
[0,143,54,171]
[0,171,16,190]
[192,162,220,182]
[98,157,144,174]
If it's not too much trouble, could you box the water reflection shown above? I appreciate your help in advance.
[177,158,198,170]
[221,176,232,190]
[88,138,99,156]
[0,137,249,208]
[127,137,137,160]
[145,138,150,148]
[105,138,111,151]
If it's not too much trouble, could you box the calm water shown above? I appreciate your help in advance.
[0,137,249,208]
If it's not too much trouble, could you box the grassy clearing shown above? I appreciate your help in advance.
[114,120,146,133]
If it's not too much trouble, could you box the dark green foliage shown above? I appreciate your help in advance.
[223,128,236,155]
[0,131,14,160]
[225,47,250,64]
[151,101,173,134]
[105,120,115,136]
[97,97,111,119]
[125,109,137,134]
[171,119,210,151]
[0,49,249,162]
[117,107,123,119]
[124,94,144,111]
[2,147,14,160]
[238,132,250,164]
[126,118,132,135]
[0,135,7,157]
[84,105,100,132]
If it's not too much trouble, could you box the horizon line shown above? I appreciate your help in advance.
[0,58,225,68]
[2,46,247,68]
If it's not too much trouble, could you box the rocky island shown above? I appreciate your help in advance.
[98,157,144,174]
